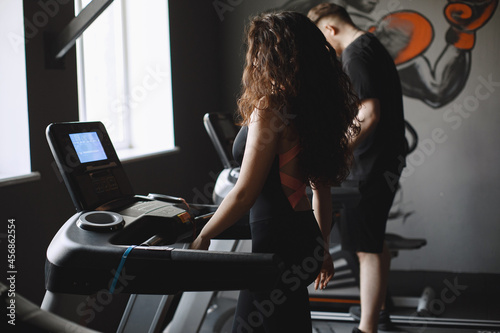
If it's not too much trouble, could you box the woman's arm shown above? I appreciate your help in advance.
[312,183,334,290]
[190,110,281,250]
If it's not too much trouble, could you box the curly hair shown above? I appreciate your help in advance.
[237,11,360,186]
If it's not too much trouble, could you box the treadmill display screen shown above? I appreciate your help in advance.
[69,132,108,163]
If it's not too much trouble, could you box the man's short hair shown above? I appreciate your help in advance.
[307,3,355,26]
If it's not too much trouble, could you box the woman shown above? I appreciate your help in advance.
[191,11,360,332]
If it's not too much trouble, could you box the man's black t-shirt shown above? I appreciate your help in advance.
[341,32,406,180]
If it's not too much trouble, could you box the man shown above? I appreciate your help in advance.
[308,4,407,333]
[281,0,379,19]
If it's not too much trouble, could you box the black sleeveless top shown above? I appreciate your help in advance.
[232,126,295,222]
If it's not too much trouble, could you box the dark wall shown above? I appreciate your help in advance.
[0,0,225,305]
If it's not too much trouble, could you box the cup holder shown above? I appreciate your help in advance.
[77,211,124,231]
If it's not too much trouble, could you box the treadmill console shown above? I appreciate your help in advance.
[46,121,133,211]
[44,121,273,296]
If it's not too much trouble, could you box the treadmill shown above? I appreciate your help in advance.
[195,114,500,333]
[41,121,284,333]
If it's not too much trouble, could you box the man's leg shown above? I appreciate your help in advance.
[357,242,391,333]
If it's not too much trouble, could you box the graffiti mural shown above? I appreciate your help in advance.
[279,0,499,108]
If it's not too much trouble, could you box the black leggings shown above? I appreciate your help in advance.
[231,210,324,333]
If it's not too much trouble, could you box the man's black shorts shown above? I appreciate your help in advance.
[339,172,400,253]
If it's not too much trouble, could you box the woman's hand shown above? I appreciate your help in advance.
[314,250,334,290]
[190,235,211,251]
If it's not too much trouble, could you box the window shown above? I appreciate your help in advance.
[0,0,33,183]
[75,0,175,160]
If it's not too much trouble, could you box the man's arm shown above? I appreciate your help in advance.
[350,98,380,150]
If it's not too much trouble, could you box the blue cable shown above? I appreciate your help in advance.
[109,245,136,293]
